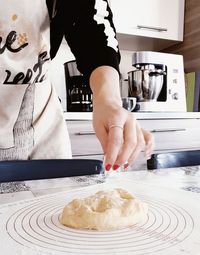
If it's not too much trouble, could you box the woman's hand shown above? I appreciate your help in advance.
[90,66,154,171]
[93,101,154,171]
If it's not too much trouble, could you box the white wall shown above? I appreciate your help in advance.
[50,40,134,110]
[50,40,75,111]
[119,49,135,97]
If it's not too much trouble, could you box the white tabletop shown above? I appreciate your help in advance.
[1,167,200,255]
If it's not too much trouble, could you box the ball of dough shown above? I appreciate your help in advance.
[60,189,148,231]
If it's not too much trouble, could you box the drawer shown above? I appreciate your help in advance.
[153,128,200,151]
[67,121,103,156]
[67,119,200,157]
[138,118,200,131]
[139,118,200,151]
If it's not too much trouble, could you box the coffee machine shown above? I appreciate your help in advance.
[64,60,93,112]
[128,51,187,112]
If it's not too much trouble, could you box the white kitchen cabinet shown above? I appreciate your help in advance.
[67,118,200,156]
[109,0,185,50]
[139,118,200,151]
[66,117,200,170]
[66,120,146,169]
[67,121,102,158]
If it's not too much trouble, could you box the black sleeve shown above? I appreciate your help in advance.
[63,0,121,80]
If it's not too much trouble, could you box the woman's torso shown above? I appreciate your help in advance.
[0,0,71,160]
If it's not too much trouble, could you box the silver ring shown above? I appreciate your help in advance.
[109,125,123,130]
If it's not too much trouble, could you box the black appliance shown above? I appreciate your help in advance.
[64,60,93,112]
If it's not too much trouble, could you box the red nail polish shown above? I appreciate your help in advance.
[123,163,129,170]
[105,164,112,171]
[113,164,120,170]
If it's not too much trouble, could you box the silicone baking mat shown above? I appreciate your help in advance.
[0,180,200,255]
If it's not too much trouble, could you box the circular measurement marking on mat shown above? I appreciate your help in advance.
[5,192,194,255]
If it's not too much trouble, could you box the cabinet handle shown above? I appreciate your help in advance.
[137,25,168,32]
[151,128,186,133]
[76,131,95,135]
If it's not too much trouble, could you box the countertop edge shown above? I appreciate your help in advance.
[64,112,200,120]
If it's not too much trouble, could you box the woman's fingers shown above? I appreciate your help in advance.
[106,121,154,170]
[141,128,155,159]
[127,124,146,166]
[104,125,124,169]
[94,124,108,155]
[113,114,137,167]
[93,107,154,171]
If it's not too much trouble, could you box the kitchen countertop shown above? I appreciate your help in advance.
[64,111,200,120]
[1,166,200,204]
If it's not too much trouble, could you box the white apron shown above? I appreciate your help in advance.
[0,0,72,160]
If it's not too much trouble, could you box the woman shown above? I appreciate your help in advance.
[0,0,154,170]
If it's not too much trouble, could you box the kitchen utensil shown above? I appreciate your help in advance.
[122,97,136,111]
[0,159,103,182]
[0,180,200,255]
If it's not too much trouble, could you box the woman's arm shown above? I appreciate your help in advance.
[61,0,154,170]
[90,65,154,170]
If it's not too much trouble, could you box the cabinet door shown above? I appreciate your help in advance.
[139,118,200,151]
[110,0,184,41]
[67,121,103,156]
[67,121,147,170]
